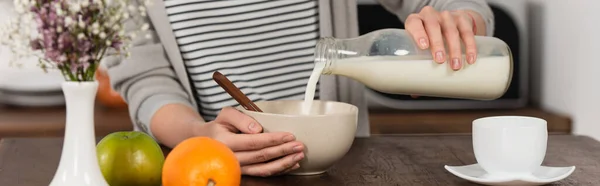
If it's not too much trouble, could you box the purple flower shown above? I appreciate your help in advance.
[35,15,44,26]
[39,6,48,15]
[43,36,54,49]
[77,39,92,52]
[48,2,56,11]
[8,0,142,81]
[48,12,57,26]
[82,61,90,70]
[42,29,57,49]
[111,40,122,49]
[69,63,79,75]
[55,17,64,27]
[44,49,61,62]
[30,39,43,50]
[78,54,90,63]
[57,32,72,50]
[70,56,90,75]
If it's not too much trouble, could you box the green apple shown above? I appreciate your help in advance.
[96,131,164,186]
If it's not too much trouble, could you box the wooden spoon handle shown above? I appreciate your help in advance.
[212,71,263,112]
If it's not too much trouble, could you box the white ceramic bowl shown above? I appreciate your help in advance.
[238,100,358,175]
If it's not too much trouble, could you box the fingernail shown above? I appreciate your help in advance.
[292,163,300,169]
[452,58,461,70]
[294,153,305,161]
[248,122,260,132]
[435,51,444,63]
[419,38,428,49]
[467,53,476,64]
[283,135,295,142]
[248,122,257,132]
[293,145,303,152]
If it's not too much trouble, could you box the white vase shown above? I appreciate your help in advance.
[49,81,109,186]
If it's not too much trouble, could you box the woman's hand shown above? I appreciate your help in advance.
[405,6,482,71]
[193,107,304,177]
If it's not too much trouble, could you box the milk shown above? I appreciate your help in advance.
[332,55,511,100]
[302,62,325,115]
[301,55,512,114]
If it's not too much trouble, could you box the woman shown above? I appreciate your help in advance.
[106,0,494,177]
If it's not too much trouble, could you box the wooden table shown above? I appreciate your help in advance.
[0,105,573,137]
[1,135,599,185]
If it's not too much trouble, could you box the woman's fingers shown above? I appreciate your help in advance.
[236,141,304,166]
[454,11,478,64]
[220,131,296,151]
[241,152,305,177]
[275,163,301,176]
[419,6,445,64]
[440,11,462,70]
[408,7,480,69]
[215,107,263,134]
[405,14,429,49]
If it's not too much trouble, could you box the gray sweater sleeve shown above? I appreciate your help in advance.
[376,0,495,36]
[104,20,194,138]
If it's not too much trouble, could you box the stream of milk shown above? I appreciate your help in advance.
[301,62,325,115]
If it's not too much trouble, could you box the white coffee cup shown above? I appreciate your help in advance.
[472,116,548,176]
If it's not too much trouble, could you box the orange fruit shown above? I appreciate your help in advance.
[95,67,128,108]
[162,137,241,186]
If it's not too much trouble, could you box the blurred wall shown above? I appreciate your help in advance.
[529,0,600,140]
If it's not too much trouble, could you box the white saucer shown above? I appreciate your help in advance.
[444,164,575,186]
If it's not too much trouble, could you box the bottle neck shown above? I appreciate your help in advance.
[314,37,339,75]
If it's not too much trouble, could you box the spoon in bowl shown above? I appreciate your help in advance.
[212,71,263,112]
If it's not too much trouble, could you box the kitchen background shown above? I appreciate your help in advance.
[0,0,598,139]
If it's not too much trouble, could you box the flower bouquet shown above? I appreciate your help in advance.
[0,0,151,185]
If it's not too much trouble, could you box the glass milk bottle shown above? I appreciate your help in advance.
[313,28,513,100]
